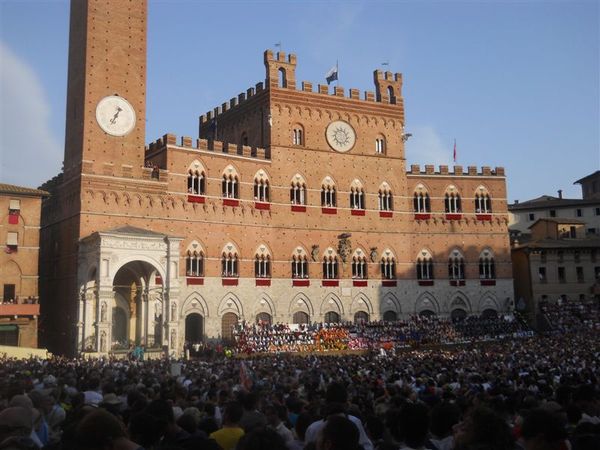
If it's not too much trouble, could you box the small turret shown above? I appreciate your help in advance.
[373,70,402,104]
[264,49,297,89]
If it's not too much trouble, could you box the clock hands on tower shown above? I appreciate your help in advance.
[110,106,123,125]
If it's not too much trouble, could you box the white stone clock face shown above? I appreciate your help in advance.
[326,120,356,152]
[95,95,136,137]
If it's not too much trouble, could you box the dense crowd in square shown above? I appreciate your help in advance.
[1,300,599,450]
[231,314,534,355]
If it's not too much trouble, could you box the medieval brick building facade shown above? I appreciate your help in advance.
[1,183,47,347]
[40,0,513,356]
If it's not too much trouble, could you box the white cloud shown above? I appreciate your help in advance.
[404,125,453,167]
[0,41,62,188]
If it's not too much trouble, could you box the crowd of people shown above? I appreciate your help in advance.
[540,298,600,333]
[232,314,533,355]
[0,328,599,450]
[0,296,39,305]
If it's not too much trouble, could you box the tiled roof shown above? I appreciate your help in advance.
[0,183,49,197]
[514,237,600,250]
[574,170,600,185]
[509,195,598,211]
[529,217,586,227]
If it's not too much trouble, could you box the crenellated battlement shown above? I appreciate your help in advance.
[146,133,269,160]
[407,164,505,177]
[199,49,404,125]
[199,80,266,124]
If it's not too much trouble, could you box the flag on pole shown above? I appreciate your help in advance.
[453,139,457,163]
[325,63,338,85]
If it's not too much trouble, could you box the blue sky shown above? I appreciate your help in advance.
[1,0,598,202]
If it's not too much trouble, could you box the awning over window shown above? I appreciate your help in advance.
[0,325,18,332]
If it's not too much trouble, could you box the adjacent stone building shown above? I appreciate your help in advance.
[40,0,513,356]
[512,218,600,322]
[0,183,47,347]
[509,171,600,237]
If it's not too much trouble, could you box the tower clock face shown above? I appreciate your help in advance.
[95,95,136,137]
[326,120,356,152]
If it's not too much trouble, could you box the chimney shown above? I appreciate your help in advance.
[514,200,519,204]
[558,189,563,199]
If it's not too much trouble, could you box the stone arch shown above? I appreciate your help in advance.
[320,293,344,317]
[478,294,500,313]
[349,178,366,190]
[474,183,491,196]
[109,255,166,283]
[351,292,373,315]
[217,293,243,318]
[381,292,401,316]
[289,293,314,317]
[187,159,207,175]
[449,293,472,315]
[379,181,392,192]
[181,293,209,319]
[222,163,241,179]
[252,293,275,317]
[291,172,307,185]
[254,168,271,183]
[321,175,337,190]
[414,292,440,315]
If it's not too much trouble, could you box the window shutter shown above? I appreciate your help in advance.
[7,232,18,246]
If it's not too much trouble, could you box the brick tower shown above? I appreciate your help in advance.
[40,0,148,354]
[63,0,147,177]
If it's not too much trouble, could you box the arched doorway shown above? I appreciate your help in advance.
[293,311,310,324]
[419,309,436,318]
[383,311,397,322]
[112,260,163,350]
[185,313,203,343]
[481,309,498,319]
[451,308,468,321]
[324,311,340,323]
[256,312,271,325]
[221,312,238,342]
[112,307,128,348]
[354,311,369,324]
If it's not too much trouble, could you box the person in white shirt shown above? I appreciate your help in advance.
[304,382,373,450]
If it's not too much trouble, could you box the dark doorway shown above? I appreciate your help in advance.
[354,311,369,323]
[481,309,498,319]
[256,312,271,325]
[112,307,128,348]
[419,309,436,317]
[185,313,203,343]
[3,284,15,302]
[383,311,397,322]
[221,312,238,342]
[324,311,340,323]
[451,309,468,321]
[293,311,310,324]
